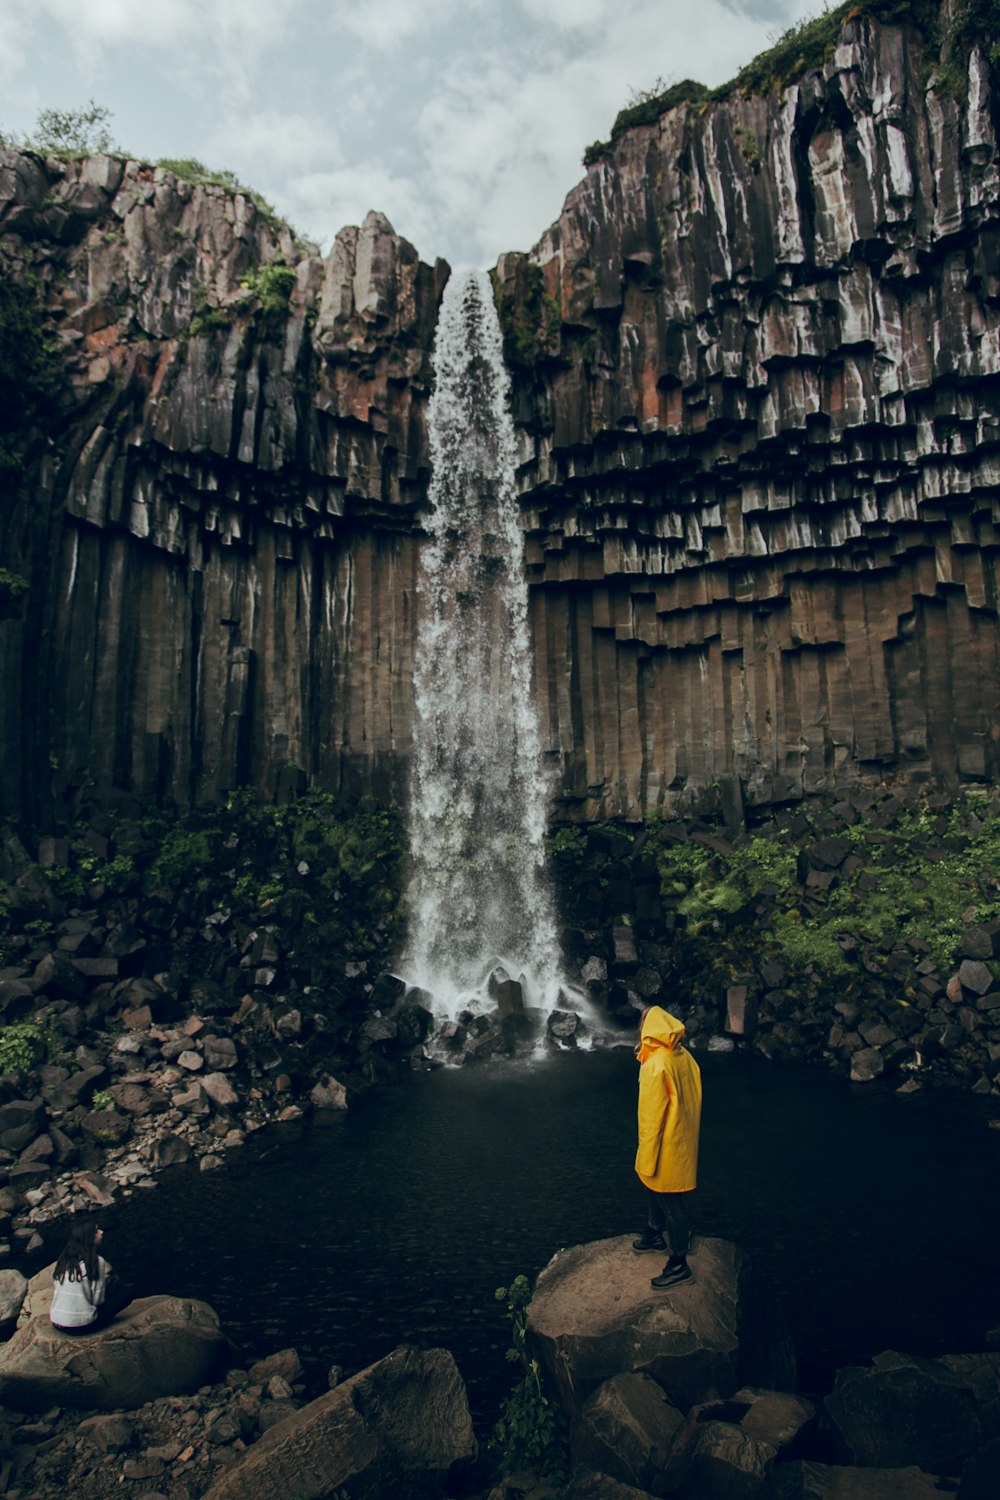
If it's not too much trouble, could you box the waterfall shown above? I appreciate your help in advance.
[403,269,570,1025]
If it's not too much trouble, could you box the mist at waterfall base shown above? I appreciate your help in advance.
[90,1049,1000,1430]
[402,269,575,1026]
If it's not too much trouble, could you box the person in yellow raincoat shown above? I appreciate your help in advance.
[632,1005,702,1289]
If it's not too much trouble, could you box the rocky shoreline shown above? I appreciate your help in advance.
[1,782,999,1263]
[0,1233,995,1498]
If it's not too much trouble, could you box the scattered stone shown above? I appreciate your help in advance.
[0,1268,28,1323]
[200,1073,238,1109]
[76,1412,136,1452]
[153,1133,193,1168]
[200,1346,476,1500]
[310,1075,348,1110]
[824,1350,987,1471]
[571,1371,685,1493]
[957,960,994,996]
[849,1048,885,1083]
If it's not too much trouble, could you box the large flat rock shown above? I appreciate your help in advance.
[201,1344,476,1500]
[0,1295,226,1411]
[527,1237,794,1417]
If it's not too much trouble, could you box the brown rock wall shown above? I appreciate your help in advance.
[0,152,441,812]
[2,7,1000,819]
[505,16,1000,815]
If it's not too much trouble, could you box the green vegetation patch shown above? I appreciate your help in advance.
[652,793,1000,1005]
[0,258,64,479]
[0,1017,62,1075]
[156,157,288,233]
[584,0,996,164]
[490,262,562,370]
[491,1275,568,1482]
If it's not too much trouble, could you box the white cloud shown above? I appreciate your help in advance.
[208,108,338,177]
[0,0,834,264]
[280,162,442,262]
[409,0,795,264]
[517,0,614,30]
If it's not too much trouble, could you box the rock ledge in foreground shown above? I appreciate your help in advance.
[202,1344,476,1500]
[527,1236,794,1416]
[0,1295,226,1412]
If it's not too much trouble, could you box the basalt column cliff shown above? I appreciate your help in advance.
[1,5,999,822]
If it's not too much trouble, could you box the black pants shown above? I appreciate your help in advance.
[646,1189,692,1257]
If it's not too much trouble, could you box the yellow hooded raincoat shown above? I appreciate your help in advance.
[635,1006,702,1193]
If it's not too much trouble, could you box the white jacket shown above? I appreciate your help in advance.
[49,1256,109,1328]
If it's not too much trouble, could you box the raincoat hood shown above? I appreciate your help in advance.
[637,1005,686,1062]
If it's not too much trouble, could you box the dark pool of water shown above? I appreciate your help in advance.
[45,1049,1000,1427]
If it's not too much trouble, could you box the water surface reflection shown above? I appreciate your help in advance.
[72,1050,1000,1426]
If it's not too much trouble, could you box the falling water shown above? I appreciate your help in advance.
[404,270,570,1022]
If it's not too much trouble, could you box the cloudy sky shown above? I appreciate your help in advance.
[1,0,818,268]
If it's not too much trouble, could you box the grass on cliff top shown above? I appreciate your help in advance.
[0,101,300,240]
[582,0,994,165]
[155,158,290,235]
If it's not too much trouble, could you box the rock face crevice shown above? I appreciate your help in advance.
[503,13,1000,817]
[2,4,1000,819]
[0,154,445,814]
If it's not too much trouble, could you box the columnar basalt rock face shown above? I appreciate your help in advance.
[0,152,446,814]
[504,16,1000,818]
[2,7,1000,821]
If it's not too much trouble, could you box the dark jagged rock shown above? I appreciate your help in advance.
[823,1349,996,1471]
[571,1372,686,1494]
[1,10,1000,822]
[199,1345,476,1500]
[527,1236,795,1418]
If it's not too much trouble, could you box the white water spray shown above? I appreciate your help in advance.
[403,270,572,1023]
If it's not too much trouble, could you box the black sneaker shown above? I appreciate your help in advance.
[651,1262,693,1290]
[631,1231,666,1253]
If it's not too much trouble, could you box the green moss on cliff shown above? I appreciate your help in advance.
[491,263,562,371]
[583,0,996,166]
[0,257,63,481]
[156,157,285,228]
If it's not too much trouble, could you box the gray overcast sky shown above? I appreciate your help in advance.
[1,0,818,268]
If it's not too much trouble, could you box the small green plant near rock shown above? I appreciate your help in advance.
[491,263,562,370]
[90,1089,113,1111]
[239,260,296,316]
[0,256,64,480]
[0,569,29,602]
[490,1275,567,1482]
[186,283,233,339]
[48,844,137,899]
[0,1018,62,1075]
[736,126,762,170]
[156,157,290,234]
[30,100,118,157]
[547,825,587,863]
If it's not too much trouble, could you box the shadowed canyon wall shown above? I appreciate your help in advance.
[2,5,999,822]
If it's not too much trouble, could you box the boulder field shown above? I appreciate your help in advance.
[522,1235,998,1499]
[0,1234,996,1496]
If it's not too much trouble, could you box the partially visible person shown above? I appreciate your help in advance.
[632,1005,703,1290]
[49,1221,127,1334]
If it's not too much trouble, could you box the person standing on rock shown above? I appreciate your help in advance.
[632,1005,702,1290]
[49,1221,127,1334]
